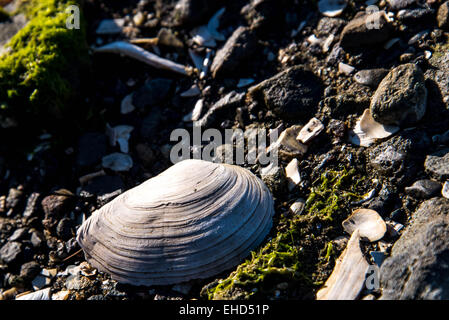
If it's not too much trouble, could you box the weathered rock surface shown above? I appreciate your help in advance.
[380,198,449,299]
[370,64,427,126]
[424,149,449,181]
[247,65,323,120]
[211,26,257,78]
[405,179,442,199]
[437,1,449,30]
[340,11,392,49]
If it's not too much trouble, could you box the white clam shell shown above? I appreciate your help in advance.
[342,208,387,242]
[76,159,275,286]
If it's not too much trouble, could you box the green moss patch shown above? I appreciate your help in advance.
[0,0,89,131]
[202,166,366,300]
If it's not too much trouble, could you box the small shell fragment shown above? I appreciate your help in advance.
[342,208,387,242]
[316,229,369,300]
[285,158,301,190]
[290,198,306,215]
[95,41,190,76]
[348,109,399,147]
[96,19,125,35]
[338,62,355,75]
[296,117,324,144]
[183,99,204,122]
[51,290,70,301]
[268,126,308,158]
[442,181,449,199]
[180,85,201,98]
[120,93,136,114]
[318,0,348,17]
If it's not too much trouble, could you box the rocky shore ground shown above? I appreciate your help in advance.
[0,0,448,300]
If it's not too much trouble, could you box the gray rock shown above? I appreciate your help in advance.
[76,132,108,168]
[424,149,449,181]
[247,65,323,120]
[30,231,44,248]
[8,227,28,242]
[6,187,23,212]
[20,261,41,281]
[0,241,22,265]
[405,179,442,199]
[370,63,427,126]
[397,8,435,24]
[0,13,27,51]
[340,11,392,49]
[132,78,172,109]
[316,17,346,38]
[241,0,282,30]
[171,0,216,26]
[211,26,257,78]
[354,68,389,89]
[425,50,449,113]
[195,91,245,128]
[56,218,74,241]
[367,130,431,186]
[437,1,449,30]
[380,198,449,299]
[41,191,74,218]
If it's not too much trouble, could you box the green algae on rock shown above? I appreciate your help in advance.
[0,0,89,130]
[202,167,365,300]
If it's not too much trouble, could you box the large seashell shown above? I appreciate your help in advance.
[76,159,275,286]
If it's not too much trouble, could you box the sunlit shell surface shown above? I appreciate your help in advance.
[76,159,275,286]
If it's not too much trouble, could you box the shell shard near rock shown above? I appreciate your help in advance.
[348,109,399,147]
[318,0,347,17]
[316,229,369,300]
[94,41,191,76]
[76,159,275,286]
[342,208,387,242]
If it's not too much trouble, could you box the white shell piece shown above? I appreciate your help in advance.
[318,0,347,17]
[316,229,370,300]
[342,208,387,242]
[76,159,275,286]
[348,109,399,147]
[16,288,51,300]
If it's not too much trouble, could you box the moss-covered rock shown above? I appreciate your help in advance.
[0,0,89,132]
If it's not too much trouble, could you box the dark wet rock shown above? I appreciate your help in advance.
[321,92,370,119]
[80,175,124,197]
[397,8,435,24]
[22,192,40,219]
[41,190,74,218]
[195,91,245,128]
[56,218,74,241]
[405,179,442,199]
[76,133,108,168]
[211,26,257,78]
[65,237,79,255]
[340,11,392,49]
[367,130,431,186]
[0,241,22,265]
[354,68,389,88]
[424,149,449,181]
[247,65,323,121]
[0,13,27,49]
[380,198,449,299]
[241,0,282,31]
[132,78,173,110]
[171,0,217,27]
[19,261,41,281]
[437,1,449,30]
[140,109,163,139]
[370,64,427,126]
[425,50,449,111]
[8,227,28,242]
[387,0,417,10]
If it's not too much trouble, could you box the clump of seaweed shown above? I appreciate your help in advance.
[0,0,89,131]
[202,166,366,300]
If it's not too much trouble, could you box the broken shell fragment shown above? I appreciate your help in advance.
[342,208,387,242]
[443,181,449,199]
[348,109,399,147]
[296,117,324,144]
[316,229,369,300]
[285,158,301,191]
[94,41,191,76]
[101,153,133,172]
[16,288,51,300]
[76,159,275,286]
